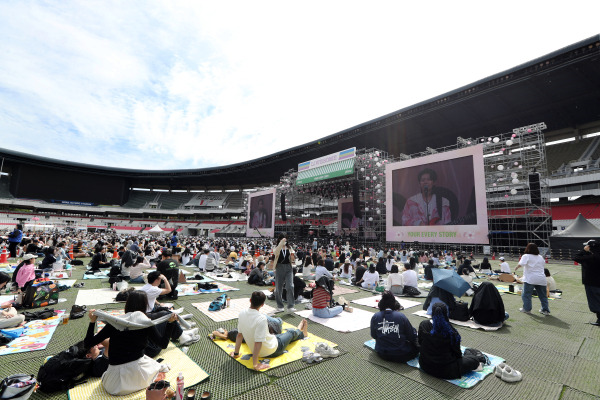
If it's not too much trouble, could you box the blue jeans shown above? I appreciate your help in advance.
[268,328,304,357]
[522,282,549,313]
[275,264,294,309]
[129,276,145,284]
[312,306,343,318]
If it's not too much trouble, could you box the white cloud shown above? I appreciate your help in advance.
[0,0,598,170]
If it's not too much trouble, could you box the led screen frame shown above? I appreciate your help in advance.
[246,188,276,238]
[385,145,488,244]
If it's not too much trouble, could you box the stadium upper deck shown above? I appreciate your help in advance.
[0,35,598,205]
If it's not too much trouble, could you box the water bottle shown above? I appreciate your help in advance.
[176,372,184,400]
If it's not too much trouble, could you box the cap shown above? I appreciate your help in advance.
[499,257,505,261]
[23,254,38,260]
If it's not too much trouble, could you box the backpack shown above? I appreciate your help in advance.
[208,294,227,311]
[37,345,91,393]
[449,300,470,321]
[22,309,56,322]
[69,305,87,320]
[0,374,36,400]
[108,265,122,277]
[469,282,505,326]
[22,281,59,309]
[70,260,83,266]
[115,287,135,302]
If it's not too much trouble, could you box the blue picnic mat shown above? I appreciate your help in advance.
[364,339,504,388]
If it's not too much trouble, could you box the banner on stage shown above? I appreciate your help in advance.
[385,145,488,244]
[246,188,276,238]
[296,148,355,185]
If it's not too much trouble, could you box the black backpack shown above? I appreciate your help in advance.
[37,345,91,393]
[23,308,56,322]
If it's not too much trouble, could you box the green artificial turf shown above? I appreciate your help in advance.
[1,257,597,400]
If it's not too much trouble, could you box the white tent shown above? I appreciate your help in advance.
[148,225,164,235]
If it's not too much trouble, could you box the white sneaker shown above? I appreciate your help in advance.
[183,328,199,336]
[519,308,531,314]
[276,307,285,313]
[180,313,193,320]
[539,309,550,316]
[499,365,523,382]
[179,334,200,346]
[315,342,340,358]
[287,307,297,312]
[494,362,506,378]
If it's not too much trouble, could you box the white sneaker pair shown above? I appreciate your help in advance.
[494,362,523,382]
[315,342,340,358]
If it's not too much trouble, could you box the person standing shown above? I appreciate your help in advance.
[7,224,23,258]
[573,240,600,326]
[273,234,296,312]
[515,243,550,316]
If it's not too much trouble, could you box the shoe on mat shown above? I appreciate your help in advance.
[519,308,531,314]
[494,362,506,378]
[287,307,297,312]
[276,307,285,312]
[499,365,522,382]
[338,296,348,306]
[179,334,200,346]
[315,342,340,358]
[539,309,550,316]
[183,328,199,336]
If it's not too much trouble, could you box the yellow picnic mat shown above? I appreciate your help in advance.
[67,343,209,400]
[210,321,338,371]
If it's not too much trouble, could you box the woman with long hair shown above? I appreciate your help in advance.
[515,243,550,316]
[370,291,418,362]
[129,256,150,284]
[417,302,481,379]
[358,264,379,289]
[386,264,404,295]
[84,291,177,395]
[340,261,353,279]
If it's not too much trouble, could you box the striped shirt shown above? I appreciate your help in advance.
[312,287,330,309]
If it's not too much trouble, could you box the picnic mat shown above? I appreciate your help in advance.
[75,288,118,306]
[210,321,337,371]
[0,265,16,273]
[83,270,109,279]
[193,297,277,322]
[68,342,209,400]
[364,339,504,388]
[57,279,77,287]
[48,271,74,280]
[176,283,239,296]
[332,285,358,296]
[208,273,248,282]
[352,295,422,310]
[295,308,373,333]
[413,310,503,331]
[0,310,65,356]
[495,285,560,299]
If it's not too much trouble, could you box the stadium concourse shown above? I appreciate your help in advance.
[0,234,598,400]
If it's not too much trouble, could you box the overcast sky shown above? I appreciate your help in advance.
[0,1,598,170]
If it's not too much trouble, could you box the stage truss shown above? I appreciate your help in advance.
[250,123,551,256]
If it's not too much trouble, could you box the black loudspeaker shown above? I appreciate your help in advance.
[281,193,287,221]
[352,180,362,218]
[528,173,541,206]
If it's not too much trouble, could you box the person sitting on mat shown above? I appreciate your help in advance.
[84,291,178,395]
[386,264,405,295]
[15,254,37,292]
[0,304,25,329]
[230,291,308,371]
[357,264,379,289]
[418,302,482,379]
[311,276,344,318]
[401,259,419,294]
[370,290,418,363]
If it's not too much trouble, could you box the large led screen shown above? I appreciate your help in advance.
[246,188,276,238]
[337,198,361,234]
[385,145,488,244]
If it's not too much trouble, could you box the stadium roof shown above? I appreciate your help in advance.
[1,34,598,190]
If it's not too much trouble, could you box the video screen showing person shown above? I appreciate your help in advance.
[392,155,477,227]
[249,193,273,229]
[339,200,361,230]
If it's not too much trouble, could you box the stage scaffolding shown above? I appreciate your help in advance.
[273,148,391,246]
[256,123,552,256]
[388,122,551,256]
